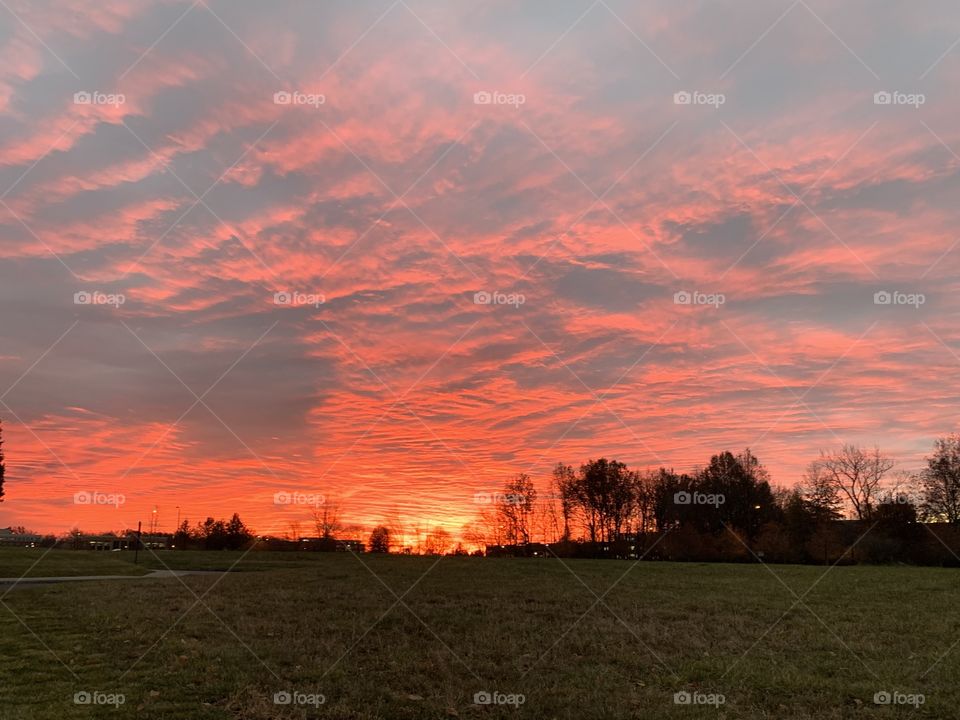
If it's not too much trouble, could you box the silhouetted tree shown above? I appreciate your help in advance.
[553,463,577,540]
[800,466,844,522]
[693,450,778,539]
[650,468,691,532]
[196,517,223,548]
[919,434,960,524]
[384,508,407,552]
[460,519,489,553]
[809,445,894,520]
[863,495,920,563]
[574,458,635,542]
[369,525,390,553]
[311,501,342,539]
[64,527,83,550]
[424,526,451,555]
[225,513,252,549]
[630,471,657,535]
[498,473,537,544]
[874,495,918,529]
[173,519,191,549]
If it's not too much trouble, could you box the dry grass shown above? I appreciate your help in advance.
[0,552,957,718]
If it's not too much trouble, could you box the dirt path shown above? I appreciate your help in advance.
[0,569,225,589]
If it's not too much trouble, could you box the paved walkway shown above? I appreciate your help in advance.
[0,569,224,589]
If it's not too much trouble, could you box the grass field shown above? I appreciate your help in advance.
[0,548,152,578]
[0,549,957,719]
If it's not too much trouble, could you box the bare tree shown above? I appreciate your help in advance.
[497,473,537,544]
[534,494,562,544]
[476,506,504,547]
[630,471,658,535]
[423,526,451,555]
[368,525,390,553]
[800,467,843,521]
[460,521,487,553]
[809,445,894,520]
[410,519,425,554]
[919,434,960,523]
[384,508,407,552]
[285,520,303,541]
[311,500,342,539]
[553,463,577,540]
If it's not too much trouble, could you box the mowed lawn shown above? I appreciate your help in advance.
[0,548,152,578]
[1,551,958,719]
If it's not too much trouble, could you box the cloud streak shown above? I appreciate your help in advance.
[2,0,960,536]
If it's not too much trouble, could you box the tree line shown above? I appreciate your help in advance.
[173,514,253,550]
[464,436,960,565]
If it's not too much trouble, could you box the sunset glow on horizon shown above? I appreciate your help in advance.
[2,0,960,539]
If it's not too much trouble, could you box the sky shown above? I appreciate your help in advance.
[1,0,960,537]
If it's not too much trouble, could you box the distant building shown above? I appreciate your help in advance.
[485,542,551,558]
[80,532,170,551]
[0,527,42,547]
[299,537,366,552]
[335,539,365,552]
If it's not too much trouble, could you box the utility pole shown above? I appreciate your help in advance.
[134,521,141,564]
